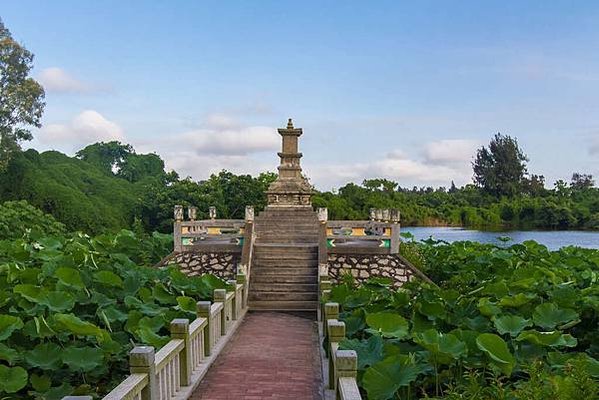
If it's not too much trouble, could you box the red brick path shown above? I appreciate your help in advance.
[190,312,323,400]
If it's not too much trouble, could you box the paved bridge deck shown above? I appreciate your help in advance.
[190,312,323,400]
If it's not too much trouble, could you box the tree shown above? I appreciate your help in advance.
[76,141,166,183]
[448,180,458,193]
[472,133,528,197]
[570,173,595,191]
[76,141,134,175]
[0,19,45,171]
[523,174,546,196]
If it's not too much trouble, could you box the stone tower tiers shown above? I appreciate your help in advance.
[266,119,313,207]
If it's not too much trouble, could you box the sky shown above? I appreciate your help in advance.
[2,1,599,190]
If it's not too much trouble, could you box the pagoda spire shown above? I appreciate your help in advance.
[266,119,313,207]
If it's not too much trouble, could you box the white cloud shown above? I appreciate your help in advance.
[37,67,106,94]
[131,114,280,177]
[306,141,477,190]
[178,126,278,156]
[424,139,480,165]
[38,110,124,151]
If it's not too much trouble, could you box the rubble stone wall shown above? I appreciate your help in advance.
[167,251,239,281]
[327,254,414,288]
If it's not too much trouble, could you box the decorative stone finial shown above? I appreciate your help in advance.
[209,206,217,220]
[245,206,254,223]
[174,205,183,221]
[188,206,197,221]
[287,118,294,129]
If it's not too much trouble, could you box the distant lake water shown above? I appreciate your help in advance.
[402,226,599,250]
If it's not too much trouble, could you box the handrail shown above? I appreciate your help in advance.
[320,269,362,400]
[326,218,400,254]
[323,311,362,400]
[102,373,148,400]
[64,274,248,400]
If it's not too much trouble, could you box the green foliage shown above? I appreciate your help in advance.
[334,239,599,399]
[0,19,45,171]
[473,133,529,197]
[0,200,66,240]
[0,229,228,398]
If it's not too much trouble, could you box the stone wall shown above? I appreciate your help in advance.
[167,251,239,281]
[327,254,414,288]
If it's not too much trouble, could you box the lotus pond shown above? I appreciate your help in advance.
[0,230,228,399]
[331,239,599,399]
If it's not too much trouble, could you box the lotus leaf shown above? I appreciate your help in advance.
[476,333,515,375]
[25,342,62,369]
[55,267,85,289]
[62,346,104,371]
[176,296,197,313]
[93,270,123,288]
[0,343,19,365]
[42,291,75,312]
[415,329,466,363]
[366,312,409,339]
[493,315,532,337]
[516,330,578,347]
[498,293,536,307]
[0,314,23,340]
[30,373,52,392]
[339,334,384,370]
[532,302,578,329]
[0,365,28,393]
[363,354,426,400]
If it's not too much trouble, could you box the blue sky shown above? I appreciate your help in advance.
[3,1,599,189]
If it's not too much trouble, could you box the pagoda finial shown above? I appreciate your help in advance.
[287,118,294,129]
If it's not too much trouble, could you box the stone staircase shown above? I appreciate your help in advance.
[249,207,319,312]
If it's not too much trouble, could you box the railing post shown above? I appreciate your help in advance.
[227,280,238,320]
[390,209,401,254]
[174,205,183,253]
[214,289,227,335]
[170,318,191,386]
[323,302,339,340]
[318,207,328,265]
[328,319,345,343]
[236,273,247,308]
[129,346,157,400]
[327,320,346,390]
[335,350,358,399]
[197,301,212,356]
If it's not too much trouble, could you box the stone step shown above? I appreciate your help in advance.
[251,274,317,284]
[252,267,317,276]
[255,220,318,225]
[256,236,319,243]
[253,243,318,251]
[253,259,318,268]
[249,291,317,301]
[249,300,318,311]
[250,283,318,292]
[253,252,318,260]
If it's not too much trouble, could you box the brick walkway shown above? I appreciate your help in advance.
[190,312,323,400]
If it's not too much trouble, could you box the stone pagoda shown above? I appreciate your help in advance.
[248,119,320,312]
[266,119,313,208]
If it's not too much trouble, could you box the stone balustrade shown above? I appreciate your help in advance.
[63,276,248,400]
[318,271,362,400]
[316,207,401,256]
[321,303,362,400]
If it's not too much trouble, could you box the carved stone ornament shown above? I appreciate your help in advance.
[187,206,197,221]
[317,207,328,223]
[245,206,254,222]
[174,205,184,221]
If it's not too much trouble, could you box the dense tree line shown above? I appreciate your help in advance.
[0,140,597,234]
